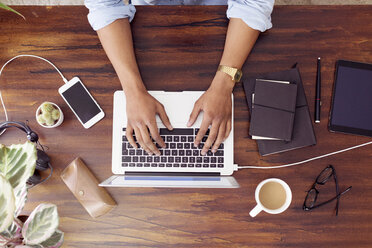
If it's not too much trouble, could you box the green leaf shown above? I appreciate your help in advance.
[14,185,28,217]
[39,230,64,248]
[0,3,25,19]
[0,174,15,232]
[0,218,22,238]
[22,204,59,245]
[0,141,37,195]
[0,218,23,246]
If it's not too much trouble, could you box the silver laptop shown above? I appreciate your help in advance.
[99,91,239,188]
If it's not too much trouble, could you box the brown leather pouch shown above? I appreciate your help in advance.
[61,157,116,218]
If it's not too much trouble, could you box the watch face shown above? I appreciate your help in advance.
[234,71,242,82]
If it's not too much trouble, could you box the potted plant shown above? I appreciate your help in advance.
[0,141,64,247]
[36,102,64,128]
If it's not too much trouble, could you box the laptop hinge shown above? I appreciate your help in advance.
[125,172,221,177]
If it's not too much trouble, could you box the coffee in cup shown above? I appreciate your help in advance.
[249,178,292,217]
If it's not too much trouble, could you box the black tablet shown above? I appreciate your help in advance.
[329,60,372,137]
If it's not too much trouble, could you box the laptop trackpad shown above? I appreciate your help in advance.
[152,91,204,128]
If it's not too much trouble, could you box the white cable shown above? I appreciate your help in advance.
[0,54,69,135]
[238,141,372,170]
[0,55,68,84]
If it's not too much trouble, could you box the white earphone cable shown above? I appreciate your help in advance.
[0,54,69,135]
[238,140,372,169]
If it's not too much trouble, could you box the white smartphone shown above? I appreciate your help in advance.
[58,77,104,129]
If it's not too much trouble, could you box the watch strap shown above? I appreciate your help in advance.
[218,65,242,82]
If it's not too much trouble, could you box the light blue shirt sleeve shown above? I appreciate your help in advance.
[85,0,136,31]
[226,0,274,32]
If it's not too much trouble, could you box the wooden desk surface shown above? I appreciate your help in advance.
[1,5,372,247]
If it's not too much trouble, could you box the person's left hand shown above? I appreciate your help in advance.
[187,71,234,155]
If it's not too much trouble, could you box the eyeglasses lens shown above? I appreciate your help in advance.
[305,188,317,208]
[316,167,333,184]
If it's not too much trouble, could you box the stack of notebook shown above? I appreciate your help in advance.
[243,67,317,156]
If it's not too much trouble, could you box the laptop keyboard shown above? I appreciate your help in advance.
[122,128,224,169]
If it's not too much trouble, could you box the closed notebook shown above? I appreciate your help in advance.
[249,79,297,141]
[243,67,317,156]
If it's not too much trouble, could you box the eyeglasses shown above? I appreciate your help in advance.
[303,165,352,216]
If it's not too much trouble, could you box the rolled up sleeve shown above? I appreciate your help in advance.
[226,0,274,32]
[85,0,136,31]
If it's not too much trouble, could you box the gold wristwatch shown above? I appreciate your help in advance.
[218,65,243,83]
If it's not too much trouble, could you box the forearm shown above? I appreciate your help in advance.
[220,18,259,68]
[97,18,146,94]
[97,18,171,155]
[214,18,260,89]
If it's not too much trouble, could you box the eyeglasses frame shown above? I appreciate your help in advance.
[303,165,352,216]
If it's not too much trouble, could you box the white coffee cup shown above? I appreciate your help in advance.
[249,178,292,217]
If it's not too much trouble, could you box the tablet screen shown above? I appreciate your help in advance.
[330,60,372,136]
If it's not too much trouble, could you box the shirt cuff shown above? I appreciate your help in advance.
[87,4,136,31]
[226,0,274,32]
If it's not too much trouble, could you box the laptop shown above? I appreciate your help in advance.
[99,91,239,188]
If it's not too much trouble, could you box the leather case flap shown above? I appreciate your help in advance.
[61,157,116,218]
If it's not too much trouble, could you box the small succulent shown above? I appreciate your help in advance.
[37,103,61,127]
[52,109,60,120]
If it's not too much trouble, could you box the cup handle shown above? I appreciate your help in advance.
[249,204,262,217]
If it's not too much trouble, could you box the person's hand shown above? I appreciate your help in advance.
[125,90,173,155]
[187,71,234,155]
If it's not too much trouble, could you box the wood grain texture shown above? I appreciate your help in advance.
[0,5,372,247]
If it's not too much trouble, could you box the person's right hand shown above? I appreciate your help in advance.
[125,90,173,156]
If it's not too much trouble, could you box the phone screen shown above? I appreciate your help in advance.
[61,81,101,124]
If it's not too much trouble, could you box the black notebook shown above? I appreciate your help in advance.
[250,79,297,141]
[243,67,317,156]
